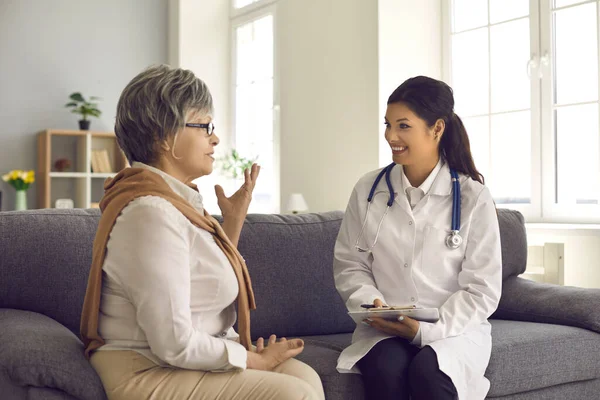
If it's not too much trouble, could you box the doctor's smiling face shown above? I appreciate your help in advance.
[384,102,444,168]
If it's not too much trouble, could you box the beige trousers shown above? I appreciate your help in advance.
[90,350,325,400]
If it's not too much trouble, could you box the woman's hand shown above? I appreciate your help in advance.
[363,315,420,341]
[246,334,304,371]
[215,163,260,220]
[215,164,260,246]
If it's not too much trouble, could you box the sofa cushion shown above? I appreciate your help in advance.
[0,209,100,335]
[0,309,106,400]
[497,209,527,280]
[222,212,357,339]
[487,319,600,397]
[296,333,364,400]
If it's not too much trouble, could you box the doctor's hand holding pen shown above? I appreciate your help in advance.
[362,298,420,341]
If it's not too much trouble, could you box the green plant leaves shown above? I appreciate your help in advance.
[65,92,102,119]
[217,149,258,179]
[69,92,85,102]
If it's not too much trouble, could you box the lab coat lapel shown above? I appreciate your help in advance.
[389,164,413,217]
[429,162,453,197]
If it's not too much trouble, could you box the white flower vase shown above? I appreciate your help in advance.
[15,190,27,211]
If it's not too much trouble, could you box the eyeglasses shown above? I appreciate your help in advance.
[185,122,215,136]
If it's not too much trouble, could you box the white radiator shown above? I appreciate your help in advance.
[523,243,565,285]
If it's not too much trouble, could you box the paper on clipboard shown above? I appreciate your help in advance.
[348,307,440,324]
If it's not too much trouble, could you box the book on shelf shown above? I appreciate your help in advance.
[91,149,112,173]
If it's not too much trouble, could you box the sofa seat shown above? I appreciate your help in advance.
[297,320,600,400]
[296,333,363,400]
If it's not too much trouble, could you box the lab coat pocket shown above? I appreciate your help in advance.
[421,225,464,282]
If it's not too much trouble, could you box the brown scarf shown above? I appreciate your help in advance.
[80,167,256,358]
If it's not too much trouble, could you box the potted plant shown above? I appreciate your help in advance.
[217,149,258,180]
[65,92,102,130]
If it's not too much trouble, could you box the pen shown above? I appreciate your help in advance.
[360,304,378,309]
[360,304,416,310]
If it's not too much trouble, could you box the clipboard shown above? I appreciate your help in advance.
[348,307,440,324]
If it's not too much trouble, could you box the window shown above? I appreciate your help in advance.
[231,1,278,213]
[445,0,600,223]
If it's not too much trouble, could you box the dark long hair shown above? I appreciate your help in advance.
[387,76,484,184]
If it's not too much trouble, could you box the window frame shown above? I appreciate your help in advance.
[443,0,600,223]
[230,0,280,213]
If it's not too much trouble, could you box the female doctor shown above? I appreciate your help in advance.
[333,76,502,400]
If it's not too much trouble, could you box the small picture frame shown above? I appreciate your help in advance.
[55,198,74,209]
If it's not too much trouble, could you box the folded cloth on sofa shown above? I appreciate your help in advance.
[493,276,600,334]
[0,309,106,400]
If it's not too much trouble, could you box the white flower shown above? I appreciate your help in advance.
[1,174,9,182]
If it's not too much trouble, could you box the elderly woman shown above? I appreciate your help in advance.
[80,65,324,400]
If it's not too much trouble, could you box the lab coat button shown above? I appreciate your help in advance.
[408,221,413,225]
[404,263,408,268]
[411,297,415,302]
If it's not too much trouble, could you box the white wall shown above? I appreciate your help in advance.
[0,0,167,211]
[378,0,443,167]
[169,0,231,212]
[277,0,380,213]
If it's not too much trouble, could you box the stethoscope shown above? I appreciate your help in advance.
[354,162,462,253]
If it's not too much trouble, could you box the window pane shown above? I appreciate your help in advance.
[236,24,253,84]
[236,15,273,85]
[235,84,253,149]
[453,0,488,32]
[554,3,598,105]
[490,0,529,24]
[490,18,530,113]
[556,104,600,204]
[490,111,531,203]
[235,13,276,213]
[554,0,588,8]
[463,116,490,182]
[252,15,273,81]
[452,28,489,116]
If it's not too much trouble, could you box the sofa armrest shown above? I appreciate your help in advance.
[0,309,106,400]
[492,276,600,334]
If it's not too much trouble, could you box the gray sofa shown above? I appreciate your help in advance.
[1,208,599,400]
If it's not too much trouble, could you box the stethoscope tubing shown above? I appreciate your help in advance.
[355,163,462,253]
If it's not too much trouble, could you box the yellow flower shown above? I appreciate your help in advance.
[2,169,35,188]
[24,171,35,184]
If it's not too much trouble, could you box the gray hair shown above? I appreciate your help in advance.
[115,64,214,164]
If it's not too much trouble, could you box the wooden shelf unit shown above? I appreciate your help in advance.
[37,129,128,208]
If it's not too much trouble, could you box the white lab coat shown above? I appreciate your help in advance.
[334,161,502,400]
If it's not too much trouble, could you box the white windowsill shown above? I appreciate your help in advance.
[525,223,600,237]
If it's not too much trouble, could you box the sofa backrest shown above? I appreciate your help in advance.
[0,207,527,339]
[497,208,528,280]
[221,212,356,339]
[0,209,100,335]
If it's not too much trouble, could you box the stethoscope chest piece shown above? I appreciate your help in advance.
[446,230,463,249]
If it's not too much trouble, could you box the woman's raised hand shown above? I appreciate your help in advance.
[215,163,261,220]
